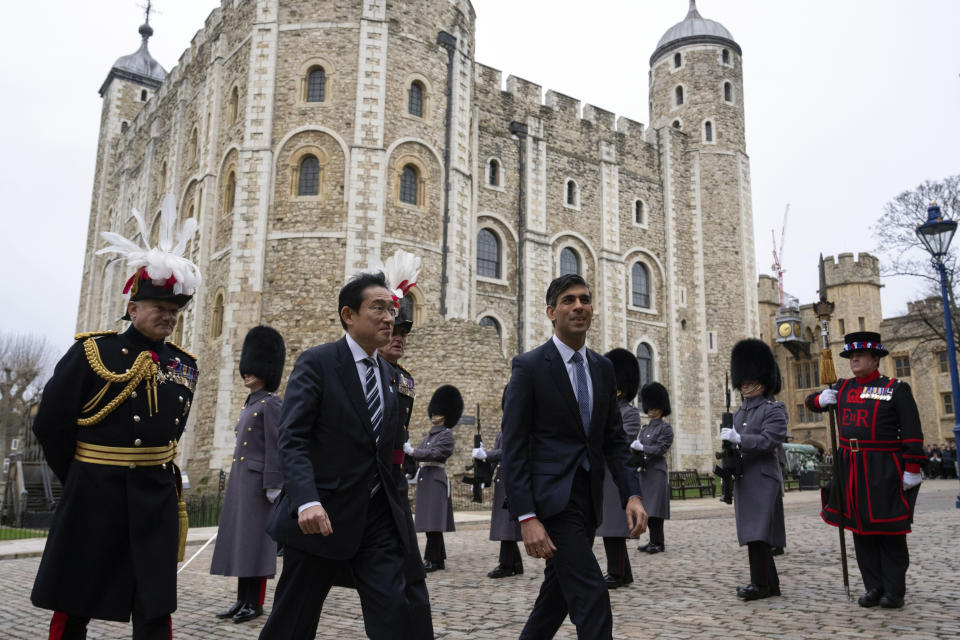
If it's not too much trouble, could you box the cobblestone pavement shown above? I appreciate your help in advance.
[3,480,959,639]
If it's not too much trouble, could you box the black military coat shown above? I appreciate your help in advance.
[806,371,924,535]
[31,326,197,622]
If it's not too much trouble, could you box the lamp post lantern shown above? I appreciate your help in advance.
[915,201,960,508]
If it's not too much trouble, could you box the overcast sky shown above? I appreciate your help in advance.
[2,0,958,357]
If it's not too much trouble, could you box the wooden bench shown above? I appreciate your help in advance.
[669,469,716,499]
[783,473,800,491]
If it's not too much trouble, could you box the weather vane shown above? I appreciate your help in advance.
[139,0,155,25]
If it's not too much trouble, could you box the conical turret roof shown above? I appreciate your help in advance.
[650,1,739,65]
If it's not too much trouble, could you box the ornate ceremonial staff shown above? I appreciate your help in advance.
[813,254,850,598]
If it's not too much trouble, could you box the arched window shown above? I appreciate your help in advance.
[488,159,500,186]
[722,49,730,64]
[399,164,419,205]
[672,120,682,129]
[634,200,645,225]
[566,180,578,206]
[675,86,684,106]
[140,89,147,102]
[223,171,236,215]
[211,293,224,339]
[307,67,326,102]
[636,343,653,387]
[228,86,239,123]
[673,52,682,68]
[298,155,320,196]
[632,262,650,308]
[479,316,501,336]
[704,121,713,143]
[560,247,580,276]
[724,81,732,103]
[476,229,500,278]
[408,81,424,117]
[121,121,128,133]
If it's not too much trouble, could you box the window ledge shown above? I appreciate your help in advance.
[483,183,505,192]
[627,304,657,316]
[562,202,581,211]
[477,275,508,287]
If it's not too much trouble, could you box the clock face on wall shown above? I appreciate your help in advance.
[778,323,792,338]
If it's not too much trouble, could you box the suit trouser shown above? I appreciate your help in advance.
[520,469,612,640]
[423,532,446,564]
[648,517,665,545]
[258,490,409,640]
[747,541,779,588]
[601,538,632,580]
[48,608,171,640]
[498,541,523,570]
[852,533,909,598]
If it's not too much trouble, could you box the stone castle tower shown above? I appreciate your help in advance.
[76,0,757,486]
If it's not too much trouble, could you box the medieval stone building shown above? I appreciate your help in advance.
[76,0,759,487]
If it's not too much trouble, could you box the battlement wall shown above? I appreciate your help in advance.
[823,252,881,287]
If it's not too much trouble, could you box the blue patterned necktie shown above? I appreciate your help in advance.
[362,357,383,443]
[570,351,591,434]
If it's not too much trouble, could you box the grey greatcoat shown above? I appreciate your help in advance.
[636,417,673,520]
[413,424,455,533]
[210,389,284,577]
[487,431,522,542]
[732,395,788,547]
[596,401,643,537]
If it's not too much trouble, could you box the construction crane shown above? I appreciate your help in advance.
[771,204,790,309]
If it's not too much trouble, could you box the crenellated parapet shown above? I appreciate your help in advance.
[823,252,882,288]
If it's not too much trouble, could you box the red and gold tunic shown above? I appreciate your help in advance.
[806,370,924,535]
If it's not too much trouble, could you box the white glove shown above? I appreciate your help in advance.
[472,446,487,460]
[818,388,838,406]
[720,427,741,444]
[630,440,644,452]
[403,441,415,456]
[266,488,282,503]
[902,471,922,489]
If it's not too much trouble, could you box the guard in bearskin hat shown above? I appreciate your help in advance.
[594,348,642,588]
[632,381,674,554]
[405,384,463,571]
[805,331,924,609]
[31,194,200,639]
[721,338,788,601]
[210,326,286,623]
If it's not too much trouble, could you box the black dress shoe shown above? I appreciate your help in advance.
[741,584,780,601]
[771,546,784,556]
[879,595,904,609]
[857,588,883,608]
[512,563,524,575]
[487,565,516,579]
[423,560,444,572]
[736,584,750,598]
[603,574,623,589]
[636,543,650,552]
[216,601,243,619]
[645,544,664,554]
[232,604,263,623]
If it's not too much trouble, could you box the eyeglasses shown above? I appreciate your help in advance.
[367,303,398,318]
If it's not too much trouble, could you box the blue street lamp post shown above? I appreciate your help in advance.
[915,202,960,508]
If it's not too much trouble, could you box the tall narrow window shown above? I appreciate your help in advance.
[140,89,148,102]
[722,49,730,64]
[298,155,320,196]
[229,86,239,123]
[858,316,865,331]
[940,351,949,373]
[895,356,911,378]
[121,121,128,133]
[400,164,419,205]
[674,52,682,68]
[724,81,732,102]
[634,200,645,224]
[488,159,499,186]
[190,128,199,162]
[944,392,954,415]
[632,262,650,308]
[476,229,501,278]
[566,180,577,206]
[408,81,424,117]
[211,293,224,339]
[223,171,236,215]
[675,86,684,106]
[559,247,580,276]
[704,121,713,142]
[636,343,653,387]
[307,67,326,102]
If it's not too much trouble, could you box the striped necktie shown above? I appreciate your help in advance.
[362,357,383,443]
[570,351,591,434]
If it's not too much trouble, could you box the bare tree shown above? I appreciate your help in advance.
[0,333,53,462]
[874,175,960,350]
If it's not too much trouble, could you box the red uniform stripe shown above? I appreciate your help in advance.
[48,612,68,640]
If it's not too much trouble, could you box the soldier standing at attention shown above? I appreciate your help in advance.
[806,331,924,609]
[405,385,463,572]
[210,326,286,624]
[631,382,673,554]
[31,194,201,639]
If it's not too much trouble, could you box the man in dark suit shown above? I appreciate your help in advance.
[502,274,647,640]
[259,272,411,639]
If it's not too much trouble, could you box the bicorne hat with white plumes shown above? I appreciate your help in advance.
[96,193,201,320]
[367,249,421,331]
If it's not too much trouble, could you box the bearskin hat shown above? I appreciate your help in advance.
[730,338,779,397]
[604,348,641,403]
[428,385,464,427]
[640,382,671,417]
[239,325,286,392]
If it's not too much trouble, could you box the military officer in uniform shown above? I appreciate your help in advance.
[631,382,673,554]
[31,195,201,639]
[722,339,787,602]
[404,385,463,572]
[595,348,642,589]
[210,326,286,624]
[806,331,924,609]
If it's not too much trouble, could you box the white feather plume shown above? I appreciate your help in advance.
[96,194,202,296]
[365,249,421,300]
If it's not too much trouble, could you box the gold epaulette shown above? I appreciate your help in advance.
[397,363,413,377]
[167,341,197,362]
[75,330,117,341]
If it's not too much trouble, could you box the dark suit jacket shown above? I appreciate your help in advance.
[267,336,407,559]
[501,339,640,524]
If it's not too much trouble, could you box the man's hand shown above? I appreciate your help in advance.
[520,518,557,559]
[625,496,648,538]
[298,504,333,536]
